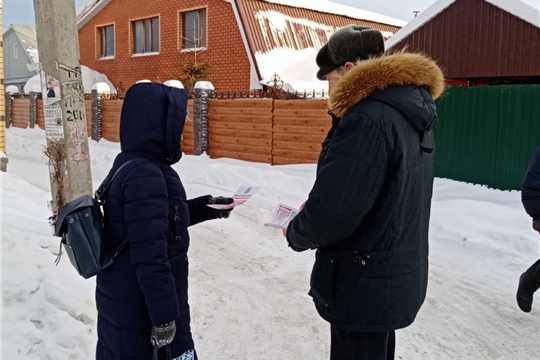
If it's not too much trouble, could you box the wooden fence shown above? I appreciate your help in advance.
[8,98,329,164]
[12,99,30,128]
[273,100,329,165]
[208,99,273,163]
[10,98,195,155]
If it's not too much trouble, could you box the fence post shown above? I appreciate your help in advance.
[91,89,102,141]
[28,92,37,129]
[193,81,214,156]
[5,93,11,128]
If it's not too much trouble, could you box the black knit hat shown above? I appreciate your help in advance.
[316,25,385,80]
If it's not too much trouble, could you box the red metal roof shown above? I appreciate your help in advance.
[235,0,401,56]
[388,0,540,82]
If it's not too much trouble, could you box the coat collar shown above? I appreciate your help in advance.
[328,52,446,118]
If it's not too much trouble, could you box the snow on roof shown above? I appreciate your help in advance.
[255,47,327,93]
[24,65,117,95]
[386,0,540,49]
[260,0,406,27]
[255,10,336,51]
[27,49,39,64]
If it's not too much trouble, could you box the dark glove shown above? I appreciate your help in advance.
[211,196,235,219]
[150,321,176,348]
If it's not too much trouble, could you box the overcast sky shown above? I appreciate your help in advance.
[3,0,539,28]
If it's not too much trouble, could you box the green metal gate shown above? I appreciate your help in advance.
[434,85,540,190]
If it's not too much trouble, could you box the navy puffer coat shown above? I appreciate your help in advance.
[96,83,218,360]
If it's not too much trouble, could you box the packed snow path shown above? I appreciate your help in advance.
[2,128,539,359]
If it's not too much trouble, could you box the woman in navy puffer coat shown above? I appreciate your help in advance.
[96,83,231,360]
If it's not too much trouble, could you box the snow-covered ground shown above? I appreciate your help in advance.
[2,127,540,359]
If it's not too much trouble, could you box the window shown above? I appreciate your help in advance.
[13,43,18,58]
[132,17,159,54]
[182,9,207,49]
[98,25,115,58]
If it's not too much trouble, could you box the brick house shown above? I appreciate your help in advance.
[77,0,403,92]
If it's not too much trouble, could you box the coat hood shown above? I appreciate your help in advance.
[120,83,189,165]
[328,52,445,133]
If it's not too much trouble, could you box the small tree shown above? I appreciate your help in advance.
[174,21,212,93]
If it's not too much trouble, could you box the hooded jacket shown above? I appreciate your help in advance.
[96,83,217,360]
[286,52,445,332]
[522,144,540,220]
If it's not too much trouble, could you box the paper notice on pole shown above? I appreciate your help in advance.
[43,102,64,141]
[207,186,260,210]
[41,73,61,105]
[264,203,300,229]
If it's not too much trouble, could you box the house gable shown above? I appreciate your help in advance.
[386,0,539,49]
[2,26,38,86]
[386,0,540,82]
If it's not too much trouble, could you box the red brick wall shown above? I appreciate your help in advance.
[78,0,252,92]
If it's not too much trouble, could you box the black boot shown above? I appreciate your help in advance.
[517,259,540,313]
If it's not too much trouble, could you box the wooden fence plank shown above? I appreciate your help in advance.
[273,108,329,117]
[274,100,328,109]
[208,128,272,140]
[210,122,272,131]
[273,117,331,127]
[209,106,272,116]
[209,142,271,155]
[273,133,326,144]
[208,114,272,123]
[210,134,272,147]
[101,123,120,130]
[273,156,318,165]
[273,141,322,152]
[272,149,320,161]
[273,125,329,135]
[209,149,272,163]
[208,100,273,108]
[182,132,194,140]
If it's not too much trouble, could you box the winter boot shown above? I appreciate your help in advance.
[517,259,540,312]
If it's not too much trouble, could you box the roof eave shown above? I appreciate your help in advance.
[225,0,263,85]
[77,0,113,30]
[385,0,455,50]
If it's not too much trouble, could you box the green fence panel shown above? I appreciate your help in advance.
[434,85,540,191]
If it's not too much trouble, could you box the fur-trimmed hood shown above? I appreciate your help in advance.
[328,52,446,119]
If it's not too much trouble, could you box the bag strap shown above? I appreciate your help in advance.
[152,344,173,360]
[95,158,150,204]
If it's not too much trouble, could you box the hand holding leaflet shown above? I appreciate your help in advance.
[207,186,260,210]
[264,203,300,229]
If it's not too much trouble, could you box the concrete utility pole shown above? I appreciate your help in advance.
[0,0,9,172]
[33,0,92,214]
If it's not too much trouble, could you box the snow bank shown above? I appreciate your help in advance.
[24,66,117,95]
[3,127,540,359]
[2,172,97,360]
[255,48,327,92]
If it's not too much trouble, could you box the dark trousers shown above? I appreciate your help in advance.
[330,325,395,360]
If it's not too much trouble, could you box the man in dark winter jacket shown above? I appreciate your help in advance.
[96,82,234,360]
[517,144,540,313]
[284,25,445,360]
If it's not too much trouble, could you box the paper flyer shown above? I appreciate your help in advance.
[264,203,300,229]
[207,186,260,210]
